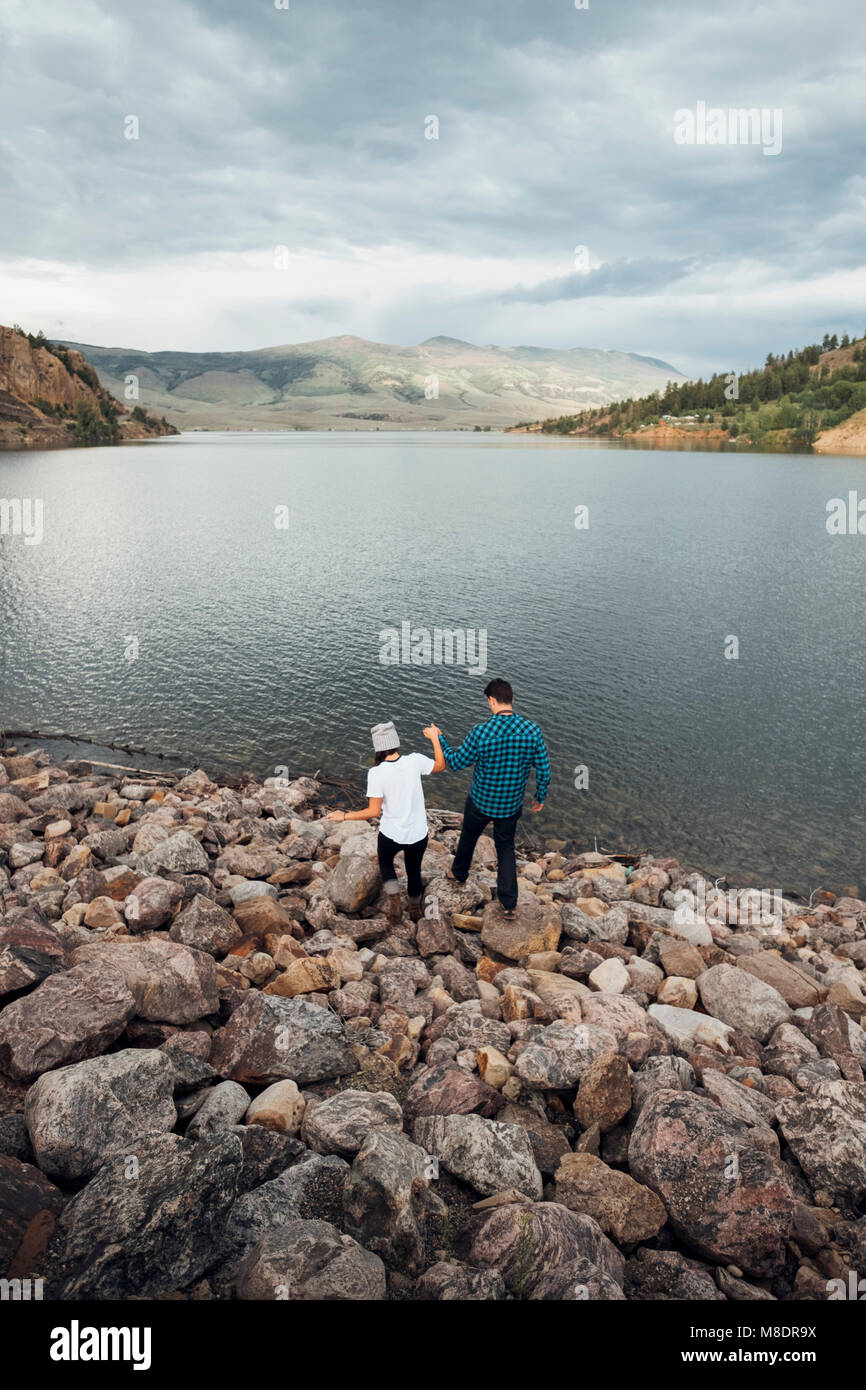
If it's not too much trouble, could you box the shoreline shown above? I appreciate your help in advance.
[2,745,865,1302]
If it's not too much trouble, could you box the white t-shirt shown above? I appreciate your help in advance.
[366,752,434,844]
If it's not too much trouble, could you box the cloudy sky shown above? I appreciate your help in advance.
[1,0,864,376]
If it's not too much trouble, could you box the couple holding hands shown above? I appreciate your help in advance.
[326,677,551,925]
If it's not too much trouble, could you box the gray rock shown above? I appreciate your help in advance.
[302,1088,404,1157]
[529,1256,627,1301]
[629,1090,794,1276]
[71,938,219,1024]
[213,1154,348,1281]
[46,1132,241,1299]
[415,1262,506,1300]
[235,1219,386,1300]
[209,992,358,1085]
[343,1130,431,1274]
[169,894,242,956]
[696,963,791,1043]
[562,903,629,946]
[0,1114,34,1164]
[326,842,380,914]
[236,1125,305,1194]
[186,1080,250,1137]
[25,1048,177,1180]
[135,830,210,876]
[412,1112,542,1200]
[625,1246,726,1300]
[0,962,135,1082]
[776,1080,866,1211]
[229,880,278,906]
[469,1200,625,1296]
[515,1020,619,1090]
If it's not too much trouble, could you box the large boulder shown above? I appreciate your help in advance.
[696,964,791,1043]
[469,1200,624,1297]
[480,896,561,961]
[412,1113,542,1200]
[515,1021,619,1090]
[0,911,66,995]
[209,992,358,1085]
[554,1153,667,1244]
[71,939,219,1024]
[343,1130,431,1274]
[25,1048,176,1180]
[574,1052,632,1133]
[235,1219,386,1300]
[628,1091,794,1276]
[0,963,135,1082]
[212,1154,346,1282]
[647,1003,734,1053]
[123,877,183,932]
[405,1064,504,1121]
[736,953,827,1009]
[302,1089,404,1157]
[46,1132,241,1299]
[169,894,242,956]
[325,841,380,913]
[134,829,210,876]
[776,1081,866,1211]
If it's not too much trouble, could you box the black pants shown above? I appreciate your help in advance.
[377,831,428,903]
[452,795,521,910]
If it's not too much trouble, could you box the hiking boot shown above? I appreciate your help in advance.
[446,866,467,885]
[386,891,403,925]
[408,899,423,923]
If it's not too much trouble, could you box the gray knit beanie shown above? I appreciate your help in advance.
[371,721,400,752]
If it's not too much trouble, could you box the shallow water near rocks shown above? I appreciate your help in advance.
[1,429,864,895]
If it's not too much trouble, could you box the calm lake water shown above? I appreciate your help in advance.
[1,430,865,895]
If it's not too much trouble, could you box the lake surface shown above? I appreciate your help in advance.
[2,430,865,896]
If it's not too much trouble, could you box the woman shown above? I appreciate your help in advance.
[326,720,445,924]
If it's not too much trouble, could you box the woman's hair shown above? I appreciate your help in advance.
[373,750,400,765]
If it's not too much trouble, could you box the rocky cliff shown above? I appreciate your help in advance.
[1,746,864,1301]
[0,325,178,450]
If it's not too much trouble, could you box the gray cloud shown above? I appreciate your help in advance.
[0,0,864,373]
[499,258,700,304]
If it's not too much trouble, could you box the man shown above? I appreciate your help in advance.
[423,678,550,919]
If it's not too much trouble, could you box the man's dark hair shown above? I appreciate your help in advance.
[484,677,513,704]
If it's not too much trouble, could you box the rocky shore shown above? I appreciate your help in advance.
[1,748,865,1302]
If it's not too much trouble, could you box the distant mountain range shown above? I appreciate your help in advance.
[56,334,686,431]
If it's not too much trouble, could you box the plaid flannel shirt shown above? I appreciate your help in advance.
[438,712,551,818]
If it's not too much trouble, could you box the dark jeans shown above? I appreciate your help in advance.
[452,795,521,911]
[377,831,428,902]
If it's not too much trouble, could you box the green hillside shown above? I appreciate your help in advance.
[524,332,866,449]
